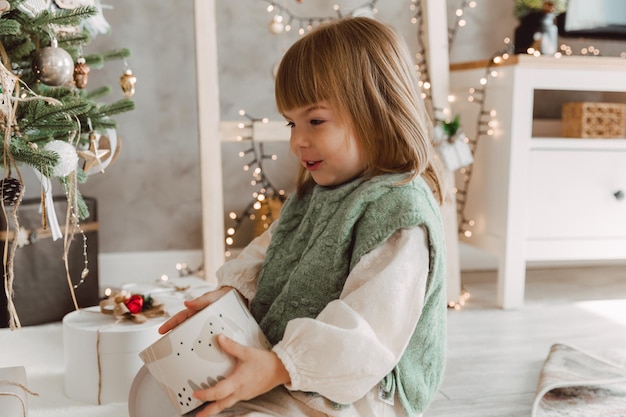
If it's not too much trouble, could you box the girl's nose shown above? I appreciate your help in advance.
[290,129,309,148]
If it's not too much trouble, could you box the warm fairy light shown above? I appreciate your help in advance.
[490,70,498,77]
[238,122,245,129]
[493,56,502,64]
[238,109,245,116]
[253,201,262,210]
[464,230,472,238]
[227,227,235,236]
[160,275,168,282]
[458,19,466,27]
[456,8,463,16]
[229,212,237,220]
[226,237,234,245]
[479,77,487,85]
[257,194,266,201]
[423,81,431,90]
[490,109,497,117]
[502,53,510,59]
[266,4,273,12]
[104,287,112,297]
[469,1,477,7]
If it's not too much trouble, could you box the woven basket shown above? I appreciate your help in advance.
[562,102,626,138]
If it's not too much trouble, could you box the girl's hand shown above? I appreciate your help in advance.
[193,334,291,417]
[158,286,235,334]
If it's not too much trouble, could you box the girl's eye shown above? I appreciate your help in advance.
[310,119,324,126]
[285,121,295,128]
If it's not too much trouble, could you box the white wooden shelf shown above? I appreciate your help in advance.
[451,55,626,309]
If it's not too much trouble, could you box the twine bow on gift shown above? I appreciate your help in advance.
[99,292,167,323]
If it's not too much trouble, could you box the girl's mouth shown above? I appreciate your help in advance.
[304,160,322,171]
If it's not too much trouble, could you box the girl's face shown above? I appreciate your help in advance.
[284,101,367,187]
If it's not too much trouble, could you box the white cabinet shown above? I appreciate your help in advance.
[450,55,626,309]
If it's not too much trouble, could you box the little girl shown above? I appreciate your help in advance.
[160,16,447,417]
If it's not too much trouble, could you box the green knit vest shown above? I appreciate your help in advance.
[250,173,447,415]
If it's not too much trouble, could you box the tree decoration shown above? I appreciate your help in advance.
[224,110,286,257]
[0,177,23,206]
[73,56,90,88]
[119,66,136,98]
[0,1,135,329]
[31,37,75,86]
[43,139,79,177]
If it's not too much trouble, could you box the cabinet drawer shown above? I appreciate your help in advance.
[527,149,626,239]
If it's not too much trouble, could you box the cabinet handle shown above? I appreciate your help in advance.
[615,190,625,201]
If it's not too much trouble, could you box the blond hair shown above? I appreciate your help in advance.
[275,17,443,203]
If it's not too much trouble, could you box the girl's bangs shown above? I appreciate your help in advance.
[275,41,333,113]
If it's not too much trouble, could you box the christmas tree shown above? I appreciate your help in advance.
[0,0,135,328]
[0,0,134,218]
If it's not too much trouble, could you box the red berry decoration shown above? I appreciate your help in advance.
[125,294,144,314]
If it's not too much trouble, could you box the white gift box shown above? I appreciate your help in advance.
[0,366,28,417]
[62,306,165,404]
[138,290,270,415]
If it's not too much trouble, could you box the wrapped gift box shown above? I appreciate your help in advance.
[63,306,166,404]
[139,290,271,415]
[0,366,28,416]
[0,196,99,327]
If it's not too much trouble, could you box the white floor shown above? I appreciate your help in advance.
[426,265,626,417]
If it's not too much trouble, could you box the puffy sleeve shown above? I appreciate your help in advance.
[272,226,430,405]
[215,221,276,302]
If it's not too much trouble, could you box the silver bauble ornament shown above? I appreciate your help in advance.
[32,39,75,86]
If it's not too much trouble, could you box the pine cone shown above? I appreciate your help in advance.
[0,177,23,206]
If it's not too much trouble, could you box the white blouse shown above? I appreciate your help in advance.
[217,221,430,413]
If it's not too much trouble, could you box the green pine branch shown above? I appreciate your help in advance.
[28,6,98,30]
[0,18,21,36]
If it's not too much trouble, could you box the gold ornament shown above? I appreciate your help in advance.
[120,68,137,98]
[78,131,111,173]
[73,58,91,89]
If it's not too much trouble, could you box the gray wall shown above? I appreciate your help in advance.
[36,0,624,254]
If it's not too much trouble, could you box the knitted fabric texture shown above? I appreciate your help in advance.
[250,173,447,415]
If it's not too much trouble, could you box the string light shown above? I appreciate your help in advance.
[225,110,286,257]
[263,0,378,36]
